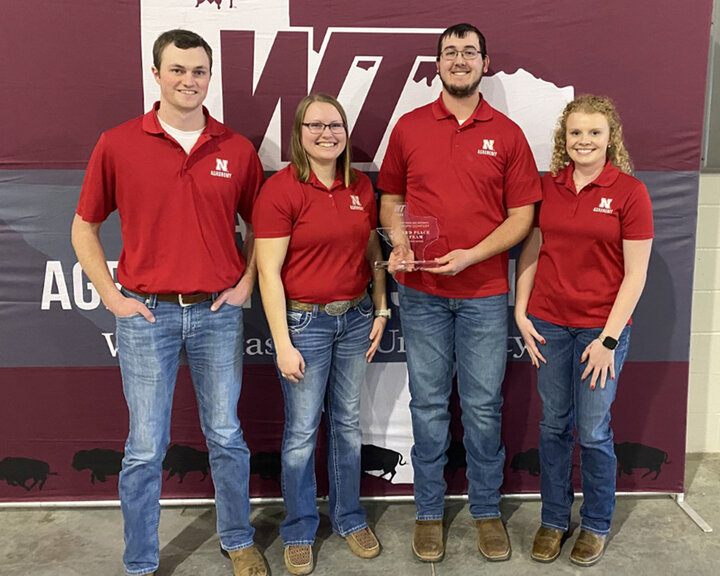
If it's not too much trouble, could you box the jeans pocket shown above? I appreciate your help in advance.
[220,300,245,309]
[356,296,374,318]
[115,312,141,319]
[287,310,312,334]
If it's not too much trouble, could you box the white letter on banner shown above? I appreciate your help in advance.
[511,336,527,359]
[73,262,100,310]
[102,333,118,357]
[246,338,263,355]
[41,261,71,310]
[107,261,121,291]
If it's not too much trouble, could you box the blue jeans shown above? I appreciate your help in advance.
[398,284,508,520]
[278,296,373,545]
[116,289,254,575]
[530,315,631,536]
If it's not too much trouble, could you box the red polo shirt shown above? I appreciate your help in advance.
[253,165,376,302]
[377,95,541,298]
[528,162,654,327]
[76,104,264,293]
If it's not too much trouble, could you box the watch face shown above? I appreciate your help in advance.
[602,336,618,350]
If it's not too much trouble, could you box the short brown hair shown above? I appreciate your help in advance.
[437,23,487,60]
[153,29,213,72]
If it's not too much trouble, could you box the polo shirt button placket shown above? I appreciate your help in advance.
[572,188,584,217]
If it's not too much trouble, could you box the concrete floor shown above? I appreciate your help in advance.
[2,453,719,576]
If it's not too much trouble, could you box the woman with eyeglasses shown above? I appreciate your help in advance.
[253,93,388,575]
[515,95,653,567]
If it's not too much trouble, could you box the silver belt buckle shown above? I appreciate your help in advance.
[325,300,350,316]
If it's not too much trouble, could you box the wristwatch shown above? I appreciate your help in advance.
[598,334,618,350]
[374,308,392,319]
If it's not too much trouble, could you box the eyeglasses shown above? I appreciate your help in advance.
[302,122,347,134]
[440,47,481,61]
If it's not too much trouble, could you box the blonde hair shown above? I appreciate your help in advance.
[290,93,356,187]
[549,94,633,176]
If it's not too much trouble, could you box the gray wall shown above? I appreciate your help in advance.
[704,1,720,170]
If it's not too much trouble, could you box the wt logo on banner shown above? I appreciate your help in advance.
[141,0,573,170]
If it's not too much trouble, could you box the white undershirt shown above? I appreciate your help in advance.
[158,118,204,155]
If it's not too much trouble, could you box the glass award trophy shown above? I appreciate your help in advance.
[374,204,442,270]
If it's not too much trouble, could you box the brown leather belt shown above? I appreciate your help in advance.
[286,293,366,316]
[133,291,213,306]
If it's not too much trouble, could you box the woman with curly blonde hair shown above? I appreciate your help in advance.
[549,94,633,175]
[514,95,653,567]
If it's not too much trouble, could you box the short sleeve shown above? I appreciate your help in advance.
[355,171,378,228]
[503,126,542,209]
[76,133,117,222]
[252,170,297,238]
[236,143,265,224]
[621,179,654,240]
[376,121,407,196]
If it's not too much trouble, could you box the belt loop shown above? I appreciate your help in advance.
[312,304,319,318]
[146,294,157,309]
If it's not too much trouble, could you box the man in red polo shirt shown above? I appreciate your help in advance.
[71,29,267,576]
[377,22,541,564]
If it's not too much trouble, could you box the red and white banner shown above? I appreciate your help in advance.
[0,0,712,501]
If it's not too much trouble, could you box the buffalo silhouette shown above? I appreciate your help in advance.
[0,457,56,491]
